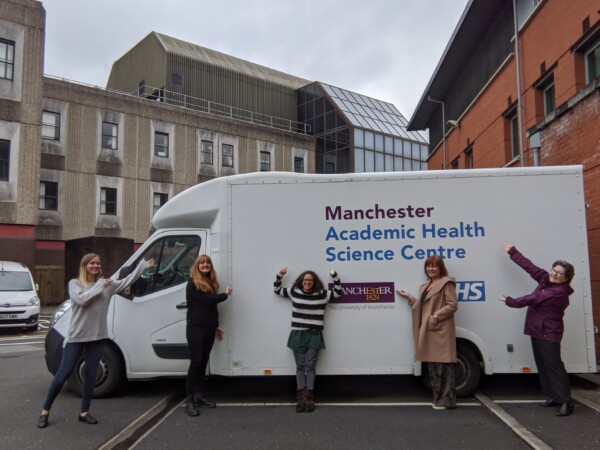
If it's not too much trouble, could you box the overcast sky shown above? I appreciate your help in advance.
[42,0,469,120]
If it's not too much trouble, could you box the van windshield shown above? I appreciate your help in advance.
[0,272,33,291]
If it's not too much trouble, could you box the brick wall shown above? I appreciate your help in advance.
[540,90,600,355]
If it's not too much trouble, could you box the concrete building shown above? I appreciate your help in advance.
[408,0,600,358]
[0,0,425,302]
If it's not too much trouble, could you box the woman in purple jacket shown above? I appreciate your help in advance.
[500,243,575,417]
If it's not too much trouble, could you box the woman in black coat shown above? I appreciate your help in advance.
[184,254,232,417]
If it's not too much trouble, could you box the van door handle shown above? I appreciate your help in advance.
[176,302,188,309]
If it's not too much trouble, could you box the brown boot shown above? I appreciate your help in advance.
[296,389,306,413]
[305,389,315,413]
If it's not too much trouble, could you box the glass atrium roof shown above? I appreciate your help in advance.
[319,82,427,144]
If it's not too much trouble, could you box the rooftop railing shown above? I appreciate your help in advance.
[137,85,312,135]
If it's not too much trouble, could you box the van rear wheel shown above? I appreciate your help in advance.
[421,341,481,398]
[67,344,124,398]
[454,342,481,397]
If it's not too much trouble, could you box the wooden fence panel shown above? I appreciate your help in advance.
[35,265,65,306]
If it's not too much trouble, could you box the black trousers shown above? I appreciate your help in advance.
[185,324,216,397]
[531,337,571,403]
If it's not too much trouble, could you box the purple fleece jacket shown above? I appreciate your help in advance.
[504,247,573,343]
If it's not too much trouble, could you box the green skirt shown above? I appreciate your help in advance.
[287,329,326,352]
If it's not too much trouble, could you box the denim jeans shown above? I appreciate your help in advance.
[294,349,319,390]
[42,340,106,412]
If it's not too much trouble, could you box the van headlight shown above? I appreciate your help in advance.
[50,299,72,328]
[28,296,40,307]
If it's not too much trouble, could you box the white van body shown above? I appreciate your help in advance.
[46,166,596,396]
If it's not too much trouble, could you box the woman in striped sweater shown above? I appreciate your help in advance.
[274,267,342,413]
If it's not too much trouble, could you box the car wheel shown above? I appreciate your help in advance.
[67,344,125,398]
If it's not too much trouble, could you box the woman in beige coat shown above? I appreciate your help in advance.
[397,255,458,409]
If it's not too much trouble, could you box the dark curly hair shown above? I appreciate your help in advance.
[552,260,575,283]
[292,270,324,293]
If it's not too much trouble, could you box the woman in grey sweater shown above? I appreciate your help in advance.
[37,253,154,429]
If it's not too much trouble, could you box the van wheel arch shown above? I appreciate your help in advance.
[67,342,125,398]
[422,339,482,398]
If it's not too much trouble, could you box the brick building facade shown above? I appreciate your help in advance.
[408,0,600,359]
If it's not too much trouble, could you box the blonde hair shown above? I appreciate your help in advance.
[190,254,219,293]
[76,253,101,288]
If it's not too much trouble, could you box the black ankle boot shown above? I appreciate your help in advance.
[555,402,573,417]
[184,397,200,416]
[540,397,560,407]
[295,389,306,413]
[193,395,216,408]
[305,389,315,413]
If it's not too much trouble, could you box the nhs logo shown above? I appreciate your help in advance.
[456,281,485,302]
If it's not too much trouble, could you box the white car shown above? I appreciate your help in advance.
[0,261,40,331]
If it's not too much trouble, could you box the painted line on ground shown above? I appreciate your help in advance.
[572,389,600,414]
[475,392,553,450]
[127,396,185,450]
[98,391,180,450]
[214,401,482,407]
[0,340,45,345]
[0,344,43,354]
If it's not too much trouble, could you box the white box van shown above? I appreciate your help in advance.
[45,166,597,397]
[0,261,40,331]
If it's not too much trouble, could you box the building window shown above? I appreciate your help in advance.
[154,131,169,157]
[39,181,58,210]
[464,147,473,169]
[222,144,234,167]
[260,151,271,171]
[102,122,118,149]
[325,154,336,174]
[533,72,556,117]
[153,192,168,215]
[450,157,459,169]
[100,188,117,215]
[585,40,600,83]
[542,81,555,116]
[0,38,14,80]
[506,109,520,160]
[294,156,304,173]
[201,140,213,165]
[0,139,9,181]
[138,79,145,96]
[171,72,183,86]
[42,111,61,140]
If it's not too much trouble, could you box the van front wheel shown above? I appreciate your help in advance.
[67,344,124,398]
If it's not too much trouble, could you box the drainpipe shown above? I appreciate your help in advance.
[529,131,541,166]
[512,0,526,166]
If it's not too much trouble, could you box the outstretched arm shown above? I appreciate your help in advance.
[396,289,417,306]
[110,259,155,294]
[328,270,342,299]
[501,243,547,284]
[273,267,290,298]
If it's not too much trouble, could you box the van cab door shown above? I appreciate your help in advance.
[112,231,207,376]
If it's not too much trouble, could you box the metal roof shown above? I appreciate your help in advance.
[153,32,310,90]
[407,0,506,130]
[319,82,427,143]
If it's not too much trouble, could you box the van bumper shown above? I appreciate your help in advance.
[44,327,64,375]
